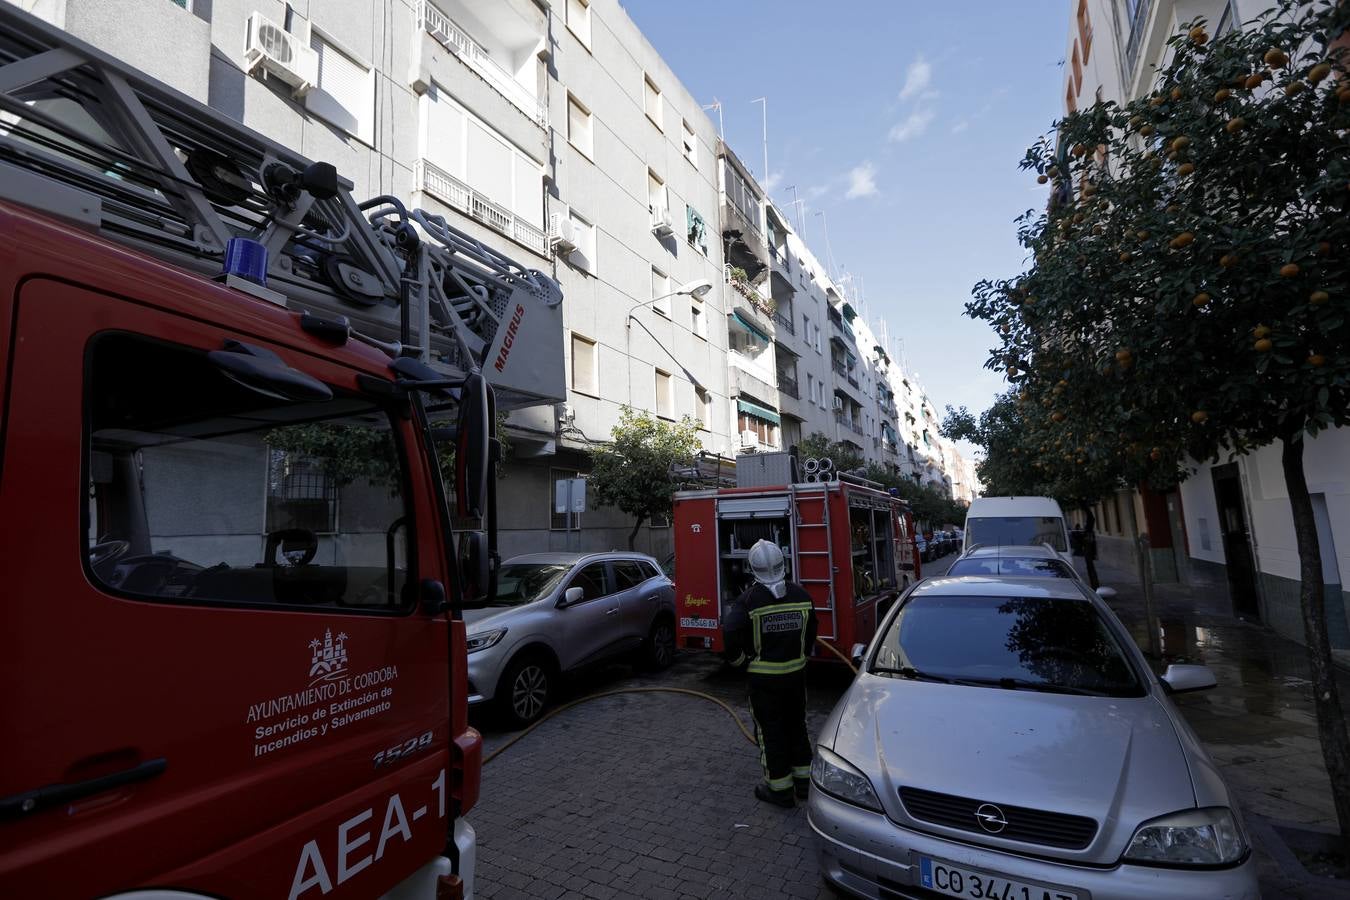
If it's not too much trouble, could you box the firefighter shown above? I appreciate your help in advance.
[723,539,818,808]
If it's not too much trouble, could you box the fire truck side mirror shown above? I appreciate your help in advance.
[458,531,494,607]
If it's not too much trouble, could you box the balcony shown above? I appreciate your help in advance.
[774,309,795,334]
[777,372,799,399]
[420,1,548,127]
[415,159,548,255]
[851,420,864,436]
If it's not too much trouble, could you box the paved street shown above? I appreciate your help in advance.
[471,553,1350,898]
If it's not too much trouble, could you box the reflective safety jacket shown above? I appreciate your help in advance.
[723,582,818,676]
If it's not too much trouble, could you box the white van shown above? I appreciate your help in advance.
[961,496,1072,564]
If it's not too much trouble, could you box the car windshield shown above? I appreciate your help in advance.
[493,563,571,607]
[947,557,1076,578]
[872,594,1144,697]
[966,516,1067,551]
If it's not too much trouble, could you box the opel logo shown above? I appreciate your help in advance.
[975,803,1008,834]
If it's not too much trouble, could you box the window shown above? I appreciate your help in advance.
[682,119,697,167]
[570,211,597,274]
[691,296,706,339]
[648,169,668,229]
[1065,81,1077,114]
[655,369,674,419]
[695,388,712,430]
[1077,0,1093,61]
[643,75,663,130]
[566,562,610,602]
[613,560,650,591]
[650,266,671,317]
[421,85,543,229]
[964,517,1068,552]
[1216,0,1237,36]
[566,0,591,48]
[686,205,708,255]
[567,93,593,159]
[307,32,374,144]
[550,469,583,530]
[806,373,815,407]
[738,410,778,447]
[1071,41,1083,96]
[86,334,411,612]
[571,333,598,395]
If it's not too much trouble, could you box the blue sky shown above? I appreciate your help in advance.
[623,0,1070,448]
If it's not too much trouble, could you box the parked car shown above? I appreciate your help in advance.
[948,544,1082,581]
[809,575,1257,900]
[465,552,676,727]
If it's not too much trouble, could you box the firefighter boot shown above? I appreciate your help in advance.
[794,778,810,801]
[754,784,795,808]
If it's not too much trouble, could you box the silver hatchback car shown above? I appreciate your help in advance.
[809,575,1258,900]
[466,551,676,727]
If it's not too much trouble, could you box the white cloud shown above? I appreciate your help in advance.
[845,162,878,199]
[899,57,932,101]
[888,109,934,143]
[951,120,970,134]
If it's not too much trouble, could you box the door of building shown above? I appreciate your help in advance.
[1211,463,1260,618]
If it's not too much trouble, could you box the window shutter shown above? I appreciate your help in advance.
[308,35,372,143]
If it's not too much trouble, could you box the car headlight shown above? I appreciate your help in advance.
[1124,807,1247,866]
[466,628,507,654]
[811,746,882,812]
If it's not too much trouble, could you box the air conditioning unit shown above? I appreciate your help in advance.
[245,12,318,97]
[651,205,675,238]
[548,212,578,253]
[740,430,759,449]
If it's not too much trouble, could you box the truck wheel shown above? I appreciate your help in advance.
[496,654,553,729]
[641,617,676,671]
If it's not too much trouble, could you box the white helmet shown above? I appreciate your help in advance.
[748,539,787,598]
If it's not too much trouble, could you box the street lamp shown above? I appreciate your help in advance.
[626,278,714,400]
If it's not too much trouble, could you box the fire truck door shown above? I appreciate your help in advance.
[0,280,451,898]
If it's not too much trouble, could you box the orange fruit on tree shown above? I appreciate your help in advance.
[1280,263,1300,277]
[1072,143,1088,158]
[1048,166,1060,177]
[1213,88,1231,103]
[1178,163,1195,177]
[1150,447,1163,461]
[1193,292,1211,307]
[1264,48,1289,67]
[1115,348,1134,365]
[1310,63,1332,84]
[1140,124,1156,137]
[1150,95,1166,107]
[1170,232,1195,249]
[1310,291,1330,305]
[1317,241,1332,256]
[1051,411,1066,423]
[1137,230,1150,240]
[1286,81,1306,97]
[1171,136,1191,151]
[1253,324,1272,338]
[1255,338,1274,352]
[1166,203,1182,214]
[1189,27,1209,45]
[1120,251,1134,262]
[1171,86,1184,101]
[1308,354,1326,367]
[1339,87,1350,104]
[1038,174,1049,184]
[1226,117,1246,133]
[1220,252,1239,267]
[1191,410,1209,424]
[1244,73,1266,90]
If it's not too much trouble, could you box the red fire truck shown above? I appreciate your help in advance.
[672,458,920,661]
[0,7,564,898]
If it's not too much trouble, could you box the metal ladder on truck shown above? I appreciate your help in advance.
[0,3,564,410]
[790,482,837,644]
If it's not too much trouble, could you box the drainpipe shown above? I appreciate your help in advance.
[1126,488,1161,658]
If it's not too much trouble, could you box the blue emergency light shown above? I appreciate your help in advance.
[222,237,269,285]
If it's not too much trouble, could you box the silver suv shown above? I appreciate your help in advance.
[465,551,676,727]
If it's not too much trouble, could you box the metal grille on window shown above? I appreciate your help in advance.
[267,452,338,534]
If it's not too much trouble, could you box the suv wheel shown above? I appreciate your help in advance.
[642,618,676,670]
[497,654,553,729]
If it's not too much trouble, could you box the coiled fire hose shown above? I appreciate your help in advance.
[482,639,857,766]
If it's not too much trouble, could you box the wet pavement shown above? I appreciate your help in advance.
[1090,557,1350,895]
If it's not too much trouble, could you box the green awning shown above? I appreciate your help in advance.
[731,310,770,342]
[842,302,858,321]
[737,398,781,426]
[882,422,899,442]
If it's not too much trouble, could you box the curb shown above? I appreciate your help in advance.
[1245,813,1350,895]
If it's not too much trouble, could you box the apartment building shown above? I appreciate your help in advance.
[1063,0,1350,649]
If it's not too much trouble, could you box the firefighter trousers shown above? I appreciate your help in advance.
[748,671,812,791]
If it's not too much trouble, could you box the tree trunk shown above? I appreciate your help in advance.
[1082,505,1100,590]
[627,515,646,551]
[1282,436,1350,859]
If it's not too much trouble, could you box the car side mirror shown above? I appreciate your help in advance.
[1160,664,1217,694]
[562,586,584,606]
[1095,586,1117,599]
[850,643,866,668]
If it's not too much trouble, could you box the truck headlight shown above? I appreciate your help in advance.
[811,747,882,812]
[1123,807,1247,866]
[466,628,506,654]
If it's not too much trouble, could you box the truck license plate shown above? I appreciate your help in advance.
[918,856,1079,900]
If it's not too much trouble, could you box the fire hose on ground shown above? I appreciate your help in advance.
[482,638,858,766]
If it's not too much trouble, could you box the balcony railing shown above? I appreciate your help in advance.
[420,2,548,127]
[774,309,795,334]
[851,420,864,436]
[832,359,848,378]
[415,159,548,255]
[778,372,799,399]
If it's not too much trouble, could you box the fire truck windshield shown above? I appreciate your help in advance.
[85,333,416,613]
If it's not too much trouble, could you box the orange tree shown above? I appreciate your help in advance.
[969,0,1350,849]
